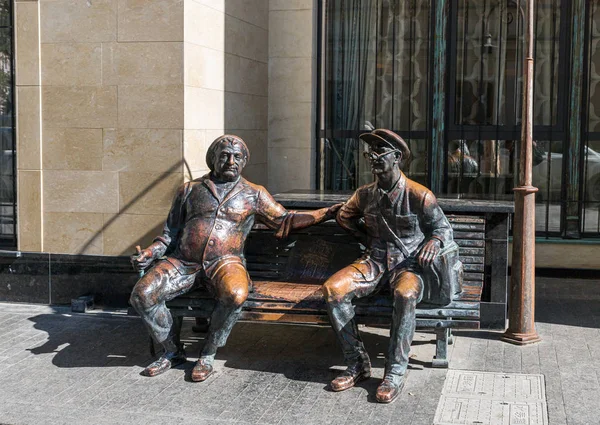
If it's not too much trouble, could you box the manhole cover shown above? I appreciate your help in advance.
[434,370,548,425]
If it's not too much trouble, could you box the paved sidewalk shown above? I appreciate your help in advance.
[0,276,598,425]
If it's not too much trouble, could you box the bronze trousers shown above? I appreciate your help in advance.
[322,256,424,376]
[130,257,251,352]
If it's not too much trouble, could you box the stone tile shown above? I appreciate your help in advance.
[225,129,268,165]
[40,0,117,43]
[118,171,182,215]
[184,86,224,130]
[43,170,119,213]
[224,0,268,30]
[269,57,313,103]
[117,0,183,42]
[184,1,225,51]
[183,129,208,175]
[43,128,103,171]
[42,86,118,128]
[115,42,183,85]
[268,101,313,149]
[101,42,118,85]
[269,9,314,59]
[268,147,313,193]
[43,212,104,255]
[16,86,41,170]
[103,128,183,173]
[224,14,268,63]
[118,85,184,129]
[243,163,268,186]
[17,170,42,252]
[102,213,167,256]
[41,43,102,86]
[184,43,224,90]
[15,2,40,86]
[224,54,267,96]
[270,0,313,10]
[224,92,268,130]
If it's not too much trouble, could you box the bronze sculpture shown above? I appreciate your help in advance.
[130,134,338,381]
[323,129,462,403]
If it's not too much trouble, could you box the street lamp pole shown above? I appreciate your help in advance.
[503,0,541,345]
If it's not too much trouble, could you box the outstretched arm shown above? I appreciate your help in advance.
[274,204,342,238]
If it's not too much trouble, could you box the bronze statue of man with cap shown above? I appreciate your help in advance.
[130,134,339,381]
[323,129,462,403]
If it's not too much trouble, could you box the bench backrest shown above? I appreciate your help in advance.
[246,215,485,303]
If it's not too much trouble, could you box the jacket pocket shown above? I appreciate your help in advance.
[395,214,417,237]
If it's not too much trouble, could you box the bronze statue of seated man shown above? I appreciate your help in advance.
[130,134,339,381]
[322,129,462,403]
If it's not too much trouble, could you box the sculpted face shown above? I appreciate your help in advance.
[364,140,400,175]
[211,141,247,182]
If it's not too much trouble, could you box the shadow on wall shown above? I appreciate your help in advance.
[76,159,193,256]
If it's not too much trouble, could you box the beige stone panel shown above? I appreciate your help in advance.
[116,42,183,85]
[43,128,103,171]
[222,129,267,165]
[118,85,183,129]
[103,213,166,256]
[43,170,119,213]
[40,0,117,43]
[185,168,210,181]
[183,129,207,174]
[270,0,313,10]
[268,147,313,192]
[224,54,267,97]
[243,163,267,186]
[509,242,600,270]
[103,128,183,173]
[119,171,182,215]
[43,212,104,255]
[184,86,224,130]
[118,0,183,42]
[185,1,224,51]
[17,170,42,252]
[269,57,312,102]
[16,86,41,171]
[41,43,102,86]
[191,0,225,12]
[268,101,313,149]
[224,0,268,30]
[15,2,40,86]
[224,92,267,130]
[269,9,314,58]
[225,14,268,63]
[42,86,117,128]
[101,42,118,85]
[184,43,224,90]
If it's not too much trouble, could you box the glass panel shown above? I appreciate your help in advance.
[447,139,517,197]
[0,0,10,28]
[326,0,431,132]
[587,1,600,132]
[454,0,560,126]
[532,140,563,233]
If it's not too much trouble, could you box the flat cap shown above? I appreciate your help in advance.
[359,129,411,162]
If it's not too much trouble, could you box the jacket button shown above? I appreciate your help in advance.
[215,224,222,230]
[208,240,215,246]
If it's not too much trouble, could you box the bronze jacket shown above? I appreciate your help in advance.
[155,174,288,274]
[337,172,453,272]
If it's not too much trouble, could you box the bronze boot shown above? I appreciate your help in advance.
[375,373,405,403]
[330,359,371,391]
[191,358,215,382]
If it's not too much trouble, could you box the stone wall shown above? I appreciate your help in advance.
[14,0,270,256]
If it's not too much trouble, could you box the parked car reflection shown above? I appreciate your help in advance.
[533,146,600,203]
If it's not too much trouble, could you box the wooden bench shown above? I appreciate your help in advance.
[165,214,485,368]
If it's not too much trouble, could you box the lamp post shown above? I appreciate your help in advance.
[503,0,541,345]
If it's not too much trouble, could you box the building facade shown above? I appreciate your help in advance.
[3,0,600,269]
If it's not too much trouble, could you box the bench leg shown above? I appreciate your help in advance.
[192,317,211,333]
[149,336,155,358]
[432,328,449,368]
[448,328,454,345]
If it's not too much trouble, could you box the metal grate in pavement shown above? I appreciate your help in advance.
[434,370,548,425]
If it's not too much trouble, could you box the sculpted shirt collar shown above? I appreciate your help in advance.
[201,174,245,203]
[374,172,406,211]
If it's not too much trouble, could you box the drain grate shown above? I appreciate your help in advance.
[434,370,548,425]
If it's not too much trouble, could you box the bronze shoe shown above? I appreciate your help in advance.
[330,361,371,392]
[375,374,405,403]
[142,351,186,377]
[191,358,214,382]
